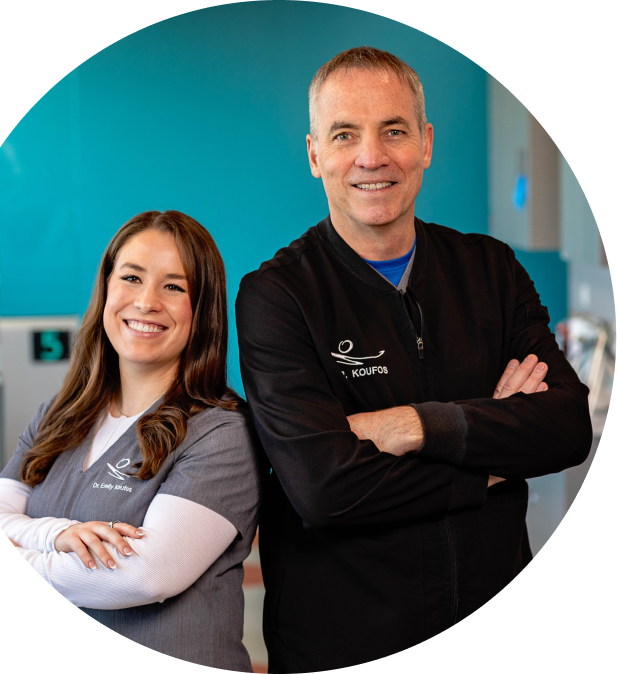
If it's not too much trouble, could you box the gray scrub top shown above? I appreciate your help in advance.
[2,398,261,672]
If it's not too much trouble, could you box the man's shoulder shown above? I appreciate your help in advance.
[239,222,327,290]
[420,219,514,267]
[421,219,509,250]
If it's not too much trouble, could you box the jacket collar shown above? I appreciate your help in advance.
[317,214,428,292]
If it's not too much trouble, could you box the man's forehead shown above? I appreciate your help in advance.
[317,69,416,123]
[321,67,408,95]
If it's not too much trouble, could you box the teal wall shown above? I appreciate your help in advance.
[0,1,521,392]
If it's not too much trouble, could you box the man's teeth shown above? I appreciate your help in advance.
[127,321,165,333]
[356,182,394,191]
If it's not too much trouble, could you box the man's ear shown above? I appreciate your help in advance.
[306,134,322,178]
[422,123,434,170]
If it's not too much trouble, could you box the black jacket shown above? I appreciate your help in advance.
[236,216,592,673]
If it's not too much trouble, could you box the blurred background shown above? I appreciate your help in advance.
[0,2,612,671]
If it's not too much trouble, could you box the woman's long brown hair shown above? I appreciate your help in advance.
[20,210,239,486]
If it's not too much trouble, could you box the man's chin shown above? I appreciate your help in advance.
[350,210,411,230]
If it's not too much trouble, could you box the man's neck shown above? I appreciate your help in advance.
[329,212,416,261]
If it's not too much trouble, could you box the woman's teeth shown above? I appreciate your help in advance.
[126,321,165,333]
[356,182,394,190]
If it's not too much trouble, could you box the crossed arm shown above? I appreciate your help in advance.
[348,354,549,485]
[1,482,237,609]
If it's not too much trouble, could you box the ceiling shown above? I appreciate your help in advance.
[0,0,617,116]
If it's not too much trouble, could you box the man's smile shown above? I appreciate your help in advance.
[352,181,396,191]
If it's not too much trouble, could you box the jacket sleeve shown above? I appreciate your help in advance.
[413,248,593,479]
[236,272,488,529]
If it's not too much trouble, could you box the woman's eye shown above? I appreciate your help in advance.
[120,275,140,283]
[166,284,186,293]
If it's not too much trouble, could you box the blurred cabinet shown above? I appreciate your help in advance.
[488,76,560,250]
[0,316,78,469]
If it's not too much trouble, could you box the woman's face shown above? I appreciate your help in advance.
[103,229,193,374]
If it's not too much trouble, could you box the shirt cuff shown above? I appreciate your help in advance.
[411,401,468,464]
[45,520,81,553]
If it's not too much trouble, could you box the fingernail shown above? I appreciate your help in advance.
[88,561,95,569]
[108,561,116,569]
[124,547,132,555]
[535,363,546,372]
[136,530,144,536]
[525,355,535,363]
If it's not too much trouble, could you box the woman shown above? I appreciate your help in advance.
[0,210,260,671]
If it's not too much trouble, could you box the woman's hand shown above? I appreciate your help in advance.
[54,521,144,569]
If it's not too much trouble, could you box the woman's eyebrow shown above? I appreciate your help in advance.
[119,263,186,280]
[119,262,145,272]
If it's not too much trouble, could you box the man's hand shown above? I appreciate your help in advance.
[493,355,548,399]
[347,406,424,457]
[490,355,547,486]
[347,354,549,460]
[55,521,144,569]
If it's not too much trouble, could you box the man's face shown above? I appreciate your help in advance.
[307,69,433,235]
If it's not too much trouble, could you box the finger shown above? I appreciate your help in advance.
[498,355,538,398]
[518,361,547,394]
[103,527,135,556]
[536,382,549,392]
[111,522,145,540]
[493,360,519,398]
[81,532,117,569]
[71,539,97,570]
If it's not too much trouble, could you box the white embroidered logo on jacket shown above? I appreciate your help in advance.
[107,458,131,480]
[332,341,388,378]
[332,340,385,365]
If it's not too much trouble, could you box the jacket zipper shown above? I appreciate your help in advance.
[401,287,459,625]
[399,288,424,359]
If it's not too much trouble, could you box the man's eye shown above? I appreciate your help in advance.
[335,132,351,141]
[387,129,403,136]
[120,275,140,283]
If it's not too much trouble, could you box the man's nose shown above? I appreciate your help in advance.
[134,283,161,312]
[354,135,390,170]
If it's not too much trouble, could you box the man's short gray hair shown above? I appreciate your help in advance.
[309,46,427,141]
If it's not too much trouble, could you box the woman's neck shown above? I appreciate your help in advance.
[111,360,179,417]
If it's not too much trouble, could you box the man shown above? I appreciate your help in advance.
[236,47,592,672]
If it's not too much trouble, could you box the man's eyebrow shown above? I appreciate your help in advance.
[327,117,412,136]
[119,263,187,281]
[381,116,410,127]
[327,121,360,135]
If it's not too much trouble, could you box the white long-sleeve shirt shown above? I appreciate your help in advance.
[0,409,238,610]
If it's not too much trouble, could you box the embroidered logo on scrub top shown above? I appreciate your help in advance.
[107,458,131,480]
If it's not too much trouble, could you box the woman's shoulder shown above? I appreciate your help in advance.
[183,403,258,455]
[21,397,57,444]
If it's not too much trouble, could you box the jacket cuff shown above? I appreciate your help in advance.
[449,470,488,511]
[411,401,468,464]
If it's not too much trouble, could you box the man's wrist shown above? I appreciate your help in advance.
[406,406,425,452]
